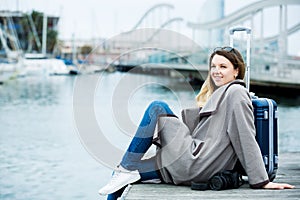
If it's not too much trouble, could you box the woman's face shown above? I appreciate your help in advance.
[210,54,239,87]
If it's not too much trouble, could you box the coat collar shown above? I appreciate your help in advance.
[199,80,245,118]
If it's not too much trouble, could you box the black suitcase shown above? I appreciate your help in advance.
[229,27,278,181]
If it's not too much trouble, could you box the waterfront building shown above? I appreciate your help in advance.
[0,10,59,56]
[196,0,225,47]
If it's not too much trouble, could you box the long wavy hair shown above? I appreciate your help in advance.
[196,47,246,107]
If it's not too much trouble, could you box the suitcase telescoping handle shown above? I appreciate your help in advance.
[229,27,252,91]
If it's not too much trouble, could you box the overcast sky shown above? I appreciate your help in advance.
[1,0,300,55]
[2,0,260,39]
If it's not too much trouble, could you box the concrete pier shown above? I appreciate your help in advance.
[123,152,300,200]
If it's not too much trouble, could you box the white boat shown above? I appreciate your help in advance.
[23,53,71,76]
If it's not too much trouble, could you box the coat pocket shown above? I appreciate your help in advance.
[192,139,205,156]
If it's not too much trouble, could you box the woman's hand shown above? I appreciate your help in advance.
[262,182,295,189]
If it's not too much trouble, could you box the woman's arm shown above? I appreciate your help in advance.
[227,87,295,189]
[228,94,269,187]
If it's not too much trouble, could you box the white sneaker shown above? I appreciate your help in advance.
[98,165,141,195]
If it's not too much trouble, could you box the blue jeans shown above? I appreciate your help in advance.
[107,101,174,200]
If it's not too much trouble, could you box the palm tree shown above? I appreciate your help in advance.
[30,10,59,54]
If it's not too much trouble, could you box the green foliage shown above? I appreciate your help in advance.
[47,29,58,52]
[81,45,93,55]
[30,10,58,53]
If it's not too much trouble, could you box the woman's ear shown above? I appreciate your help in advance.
[234,68,239,78]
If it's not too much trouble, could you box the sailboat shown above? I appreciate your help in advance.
[23,12,72,76]
[0,15,23,84]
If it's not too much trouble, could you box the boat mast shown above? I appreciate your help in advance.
[42,12,47,56]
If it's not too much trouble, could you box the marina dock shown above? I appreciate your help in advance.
[123,152,300,199]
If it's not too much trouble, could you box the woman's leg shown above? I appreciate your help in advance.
[100,101,174,197]
[120,100,174,172]
[106,186,126,200]
[106,158,161,200]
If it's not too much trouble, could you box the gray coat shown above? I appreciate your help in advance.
[154,80,269,188]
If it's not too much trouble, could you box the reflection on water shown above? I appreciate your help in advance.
[0,72,299,199]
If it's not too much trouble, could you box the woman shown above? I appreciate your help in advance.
[99,47,294,199]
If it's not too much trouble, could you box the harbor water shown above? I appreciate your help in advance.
[1,72,300,200]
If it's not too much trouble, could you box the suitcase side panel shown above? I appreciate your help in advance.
[252,98,278,179]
